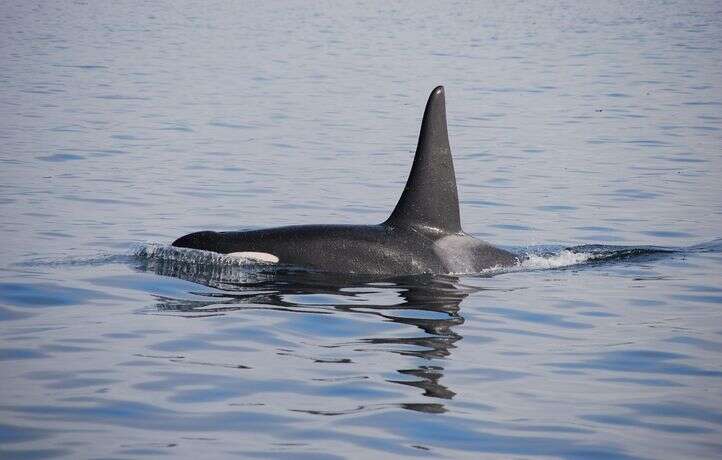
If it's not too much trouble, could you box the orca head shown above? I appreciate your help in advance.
[172,230,222,250]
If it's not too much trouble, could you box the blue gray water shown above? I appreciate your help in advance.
[1,1,721,459]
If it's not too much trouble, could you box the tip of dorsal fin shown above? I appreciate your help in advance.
[385,86,462,234]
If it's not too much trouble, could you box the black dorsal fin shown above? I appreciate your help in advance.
[385,86,462,234]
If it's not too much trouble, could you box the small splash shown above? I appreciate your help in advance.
[519,249,594,270]
[462,247,593,276]
[134,244,284,288]
[506,243,679,274]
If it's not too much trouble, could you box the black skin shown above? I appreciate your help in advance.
[172,224,518,275]
[173,86,521,275]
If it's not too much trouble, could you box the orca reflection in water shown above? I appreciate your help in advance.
[142,255,468,411]
[173,86,519,274]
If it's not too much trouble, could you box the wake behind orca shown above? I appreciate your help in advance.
[173,86,519,275]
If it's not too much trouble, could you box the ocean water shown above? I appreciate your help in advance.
[1,1,721,459]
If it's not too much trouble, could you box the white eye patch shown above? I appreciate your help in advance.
[226,252,279,263]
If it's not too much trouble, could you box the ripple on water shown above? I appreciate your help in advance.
[1,1,721,458]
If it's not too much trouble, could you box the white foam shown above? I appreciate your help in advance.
[519,249,593,270]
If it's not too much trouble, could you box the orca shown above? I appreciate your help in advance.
[173,86,519,274]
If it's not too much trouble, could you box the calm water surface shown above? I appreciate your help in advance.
[1,1,721,459]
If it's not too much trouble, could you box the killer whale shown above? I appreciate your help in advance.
[173,86,519,274]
